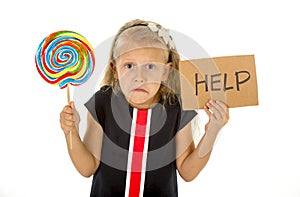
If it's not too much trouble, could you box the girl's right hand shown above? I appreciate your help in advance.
[60,101,80,135]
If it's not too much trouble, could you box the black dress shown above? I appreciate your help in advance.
[85,86,197,197]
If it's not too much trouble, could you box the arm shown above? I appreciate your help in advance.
[176,100,229,182]
[60,102,102,178]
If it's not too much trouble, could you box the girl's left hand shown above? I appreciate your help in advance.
[204,100,229,133]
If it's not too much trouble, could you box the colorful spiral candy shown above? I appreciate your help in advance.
[35,31,95,89]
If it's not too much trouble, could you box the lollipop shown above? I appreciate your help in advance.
[35,30,95,149]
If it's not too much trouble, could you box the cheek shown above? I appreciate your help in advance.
[145,82,161,95]
[115,66,125,79]
[146,70,165,82]
[117,68,132,83]
[118,77,131,92]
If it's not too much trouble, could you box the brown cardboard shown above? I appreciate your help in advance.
[179,55,258,109]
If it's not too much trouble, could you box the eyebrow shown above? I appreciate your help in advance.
[117,59,166,64]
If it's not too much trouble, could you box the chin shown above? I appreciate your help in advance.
[128,94,155,108]
[129,97,148,105]
[129,91,148,100]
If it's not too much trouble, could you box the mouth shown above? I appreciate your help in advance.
[131,88,147,93]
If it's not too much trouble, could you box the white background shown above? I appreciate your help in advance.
[1,0,300,196]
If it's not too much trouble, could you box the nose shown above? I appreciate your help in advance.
[133,65,145,83]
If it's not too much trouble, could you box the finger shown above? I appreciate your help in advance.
[205,102,219,120]
[216,101,229,123]
[60,114,75,126]
[62,105,73,114]
[210,100,226,115]
[70,101,75,110]
[70,101,79,121]
[65,119,75,127]
[211,101,227,119]
[216,100,228,114]
[207,101,222,120]
[204,105,211,117]
[60,111,74,121]
[61,124,71,132]
[71,104,77,121]
[61,125,76,134]
[60,118,74,127]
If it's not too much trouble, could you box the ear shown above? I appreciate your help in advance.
[110,61,118,79]
[162,62,172,82]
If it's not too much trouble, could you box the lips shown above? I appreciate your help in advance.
[132,88,147,93]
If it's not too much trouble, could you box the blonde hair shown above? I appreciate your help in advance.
[101,19,181,105]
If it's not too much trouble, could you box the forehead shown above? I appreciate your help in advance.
[116,47,168,63]
[113,26,169,60]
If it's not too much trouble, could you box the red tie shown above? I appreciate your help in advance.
[128,109,148,197]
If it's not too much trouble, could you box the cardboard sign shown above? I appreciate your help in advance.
[179,55,258,109]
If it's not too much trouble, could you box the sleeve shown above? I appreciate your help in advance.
[84,93,99,123]
[84,88,107,127]
[178,109,198,131]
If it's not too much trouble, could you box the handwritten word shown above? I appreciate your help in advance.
[195,71,250,96]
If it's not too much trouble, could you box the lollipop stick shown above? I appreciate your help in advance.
[67,84,73,150]
[67,84,70,105]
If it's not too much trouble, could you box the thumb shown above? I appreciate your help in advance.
[70,101,76,110]
[70,101,78,115]
[204,105,211,117]
[70,101,80,125]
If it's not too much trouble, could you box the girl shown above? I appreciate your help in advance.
[60,19,229,197]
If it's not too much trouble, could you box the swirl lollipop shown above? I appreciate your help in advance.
[35,30,95,149]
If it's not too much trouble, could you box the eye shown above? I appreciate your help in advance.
[124,63,133,69]
[145,64,156,69]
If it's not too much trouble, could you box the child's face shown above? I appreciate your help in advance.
[114,47,170,109]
